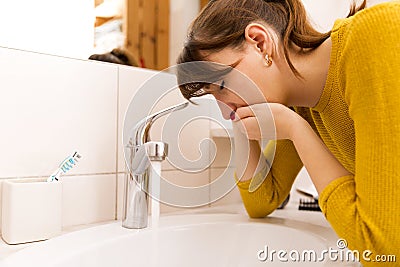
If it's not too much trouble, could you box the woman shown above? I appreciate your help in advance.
[176,0,400,264]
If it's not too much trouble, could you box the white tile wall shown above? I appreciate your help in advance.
[209,137,235,168]
[0,181,3,232]
[210,167,242,207]
[116,65,239,219]
[0,48,118,178]
[62,174,116,227]
[117,65,163,173]
[117,65,214,173]
[117,169,212,220]
[0,48,119,230]
[0,47,241,234]
[159,168,211,209]
[149,92,212,172]
[116,174,124,220]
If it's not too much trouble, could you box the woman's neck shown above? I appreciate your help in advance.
[284,38,332,108]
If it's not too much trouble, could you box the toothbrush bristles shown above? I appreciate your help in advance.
[58,151,82,174]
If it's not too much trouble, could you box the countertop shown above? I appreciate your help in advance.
[0,193,332,261]
[0,172,349,264]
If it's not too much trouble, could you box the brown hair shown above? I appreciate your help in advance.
[177,0,366,100]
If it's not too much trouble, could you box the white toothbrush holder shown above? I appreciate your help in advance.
[1,178,62,244]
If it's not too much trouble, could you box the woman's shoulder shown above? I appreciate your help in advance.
[337,2,400,113]
[331,1,400,57]
[347,1,400,31]
[332,1,400,35]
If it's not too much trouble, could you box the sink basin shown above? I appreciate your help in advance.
[2,214,340,267]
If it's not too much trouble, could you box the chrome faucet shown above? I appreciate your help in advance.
[122,102,189,229]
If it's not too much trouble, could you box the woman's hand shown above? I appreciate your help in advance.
[233,103,351,193]
[232,103,301,141]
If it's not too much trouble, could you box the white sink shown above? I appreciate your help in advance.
[1,213,342,267]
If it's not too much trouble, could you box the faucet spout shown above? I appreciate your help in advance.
[130,102,189,146]
[122,102,188,229]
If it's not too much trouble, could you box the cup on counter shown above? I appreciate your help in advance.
[1,178,62,245]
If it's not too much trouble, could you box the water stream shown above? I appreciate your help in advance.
[150,161,161,228]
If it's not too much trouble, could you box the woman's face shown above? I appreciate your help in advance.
[204,44,285,120]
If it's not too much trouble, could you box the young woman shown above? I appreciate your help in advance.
[176,0,400,264]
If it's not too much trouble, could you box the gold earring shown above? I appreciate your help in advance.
[265,54,272,66]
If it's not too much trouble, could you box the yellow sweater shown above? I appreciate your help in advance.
[236,2,400,263]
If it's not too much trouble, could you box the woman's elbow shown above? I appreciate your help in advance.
[244,206,275,218]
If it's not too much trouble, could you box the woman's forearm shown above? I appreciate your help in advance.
[235,140,263,182]
[289,116,351,194]
[232,122,266,182]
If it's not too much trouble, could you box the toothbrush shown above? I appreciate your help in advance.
[47,151,82,182]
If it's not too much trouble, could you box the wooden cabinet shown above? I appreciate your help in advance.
[124,0,169,70]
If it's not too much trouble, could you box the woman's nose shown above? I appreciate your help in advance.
[216,99,235,120]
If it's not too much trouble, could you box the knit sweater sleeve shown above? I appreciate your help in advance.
[236,139,303,218]
[318,2,400,259]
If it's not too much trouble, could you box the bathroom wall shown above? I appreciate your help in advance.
[0,0,94,59]
[0,0,199,66]
[0,47,118,231]
[303,0,389,32]
[0,46,240,232]
[169,0,200,67]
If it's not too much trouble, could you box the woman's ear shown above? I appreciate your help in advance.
[244,23,274,57]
